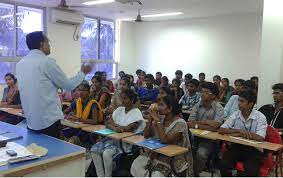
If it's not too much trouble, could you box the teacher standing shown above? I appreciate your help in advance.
[16,31,91,138]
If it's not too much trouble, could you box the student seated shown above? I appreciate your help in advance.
[179,79,201,110]
[107,76,140,114]
[131,95,194,177]
[63,83,104,145]
[155,71,162,86]
[115,70,125,89]
[170,78,184,101]
[219,78,234,104]
[0,73,22,124]
[181,73,193,94]
[136,70,146,88]
[0,73,21,109]
[259,83,283,130]
[91,89,145,177]
[225,80,256,118]
[60,87,80,103]
[198,72,206,92]
[160,76,170,88]
[187,82,224,175]
[137,74,159,105]
[174,70,183,82]
[101,71,115,93]
[91,75,111,109]
[213,75,221,90]
[251,76,259,93]
[218,90,267,177]
[231,79,245,96]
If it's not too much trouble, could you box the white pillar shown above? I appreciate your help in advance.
[258,0,283,107]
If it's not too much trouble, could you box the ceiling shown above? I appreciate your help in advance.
[7,0,263,21]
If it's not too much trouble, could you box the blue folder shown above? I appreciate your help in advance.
[94,129,116,135]
[137,138,168,150]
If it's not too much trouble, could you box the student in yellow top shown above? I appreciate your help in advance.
[64,82,103,125]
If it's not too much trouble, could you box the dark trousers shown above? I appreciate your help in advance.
[219,144,264,177]
[28,120,61,139]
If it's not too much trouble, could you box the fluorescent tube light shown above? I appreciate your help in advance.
[142,12,183,18]
[82,0,115,5]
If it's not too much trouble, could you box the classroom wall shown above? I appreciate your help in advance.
[119,13,263,82]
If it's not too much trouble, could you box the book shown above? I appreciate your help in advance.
[137,138,168,150]
[94,129,116,135]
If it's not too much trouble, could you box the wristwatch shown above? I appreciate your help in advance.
[194,124,199,129]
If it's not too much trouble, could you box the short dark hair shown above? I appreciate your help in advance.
[161,76,169,83]
[136,69,142,75]
[91,75,102,84]
[188,79,199,87]
[119,71,125,74]
[79,82,90,91]
[199,73,205,77]
[120,76,131,87]
[243,80,256,90]
[234,79,245,85]
[156,72,162,76]
[121,88,138,104]
[185,73,193,80]
[202,82,219,96]
[140,71,146,75]
[272,83,283,92]
[213,75,221,81]
[239,89,257,104]
[159,95,182,115]
[95,71,102,76]
[101,71,107,75]
[145,74,154,81]
[26,31,46,50]
[172,78,181,86]
[175,70,183,75]
[222,78,229,85]
[4,73,17,83]
[250,76,259,81]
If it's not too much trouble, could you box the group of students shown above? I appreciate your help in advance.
[1,68,283,177]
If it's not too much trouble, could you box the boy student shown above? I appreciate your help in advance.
[198,72,206,92]
[175,70,184,83]
[179,79,201,110]
[219,90,267,177]
[181,73,193,94]
[224,80,256,118]
[187,82,224,175]
[232,79,245,95]
[213,75,221,89]
[136,71,146,88]
[155,72,162,86]
[170,78,184,101]
[259,83,283,130]
[137,74,159,105]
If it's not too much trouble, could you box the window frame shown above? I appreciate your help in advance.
[0,1,46,62]
[81,16,117,80]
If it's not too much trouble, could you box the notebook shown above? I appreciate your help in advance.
[94,129,116,135]
[137,138,168,150]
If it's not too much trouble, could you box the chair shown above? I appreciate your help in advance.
[230,126,283,176]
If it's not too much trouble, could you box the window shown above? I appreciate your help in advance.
[0,2,44,84]
[81,18,116,79]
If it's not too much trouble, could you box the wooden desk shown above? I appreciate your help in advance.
[122,135,188,157]
[60,119,90,129]
[190,129,283,152]
[0,122,85,177]
[0,108,25,118]
[81,125,106,132]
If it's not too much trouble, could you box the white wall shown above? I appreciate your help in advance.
[119,13,263,82]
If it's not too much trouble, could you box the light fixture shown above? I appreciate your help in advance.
[82,0,115,5]
[142,12,183,18]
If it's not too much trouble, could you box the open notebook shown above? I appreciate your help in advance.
[137,138,168,150]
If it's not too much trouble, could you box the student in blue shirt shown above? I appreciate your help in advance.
[219,90,267,176]
[137,74,159,105]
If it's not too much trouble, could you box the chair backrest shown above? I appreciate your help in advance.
[265,125,282,144]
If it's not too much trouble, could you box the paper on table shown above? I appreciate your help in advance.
[0,141,33,166]
[229,136,262,144]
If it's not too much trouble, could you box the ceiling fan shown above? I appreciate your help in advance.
[56,0,142,10]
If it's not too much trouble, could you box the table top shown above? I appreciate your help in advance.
[60,119,91,129]
[122,135,189,157]
[0,121,85,175]
[0,108,25,118]
[190,129,283,152]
